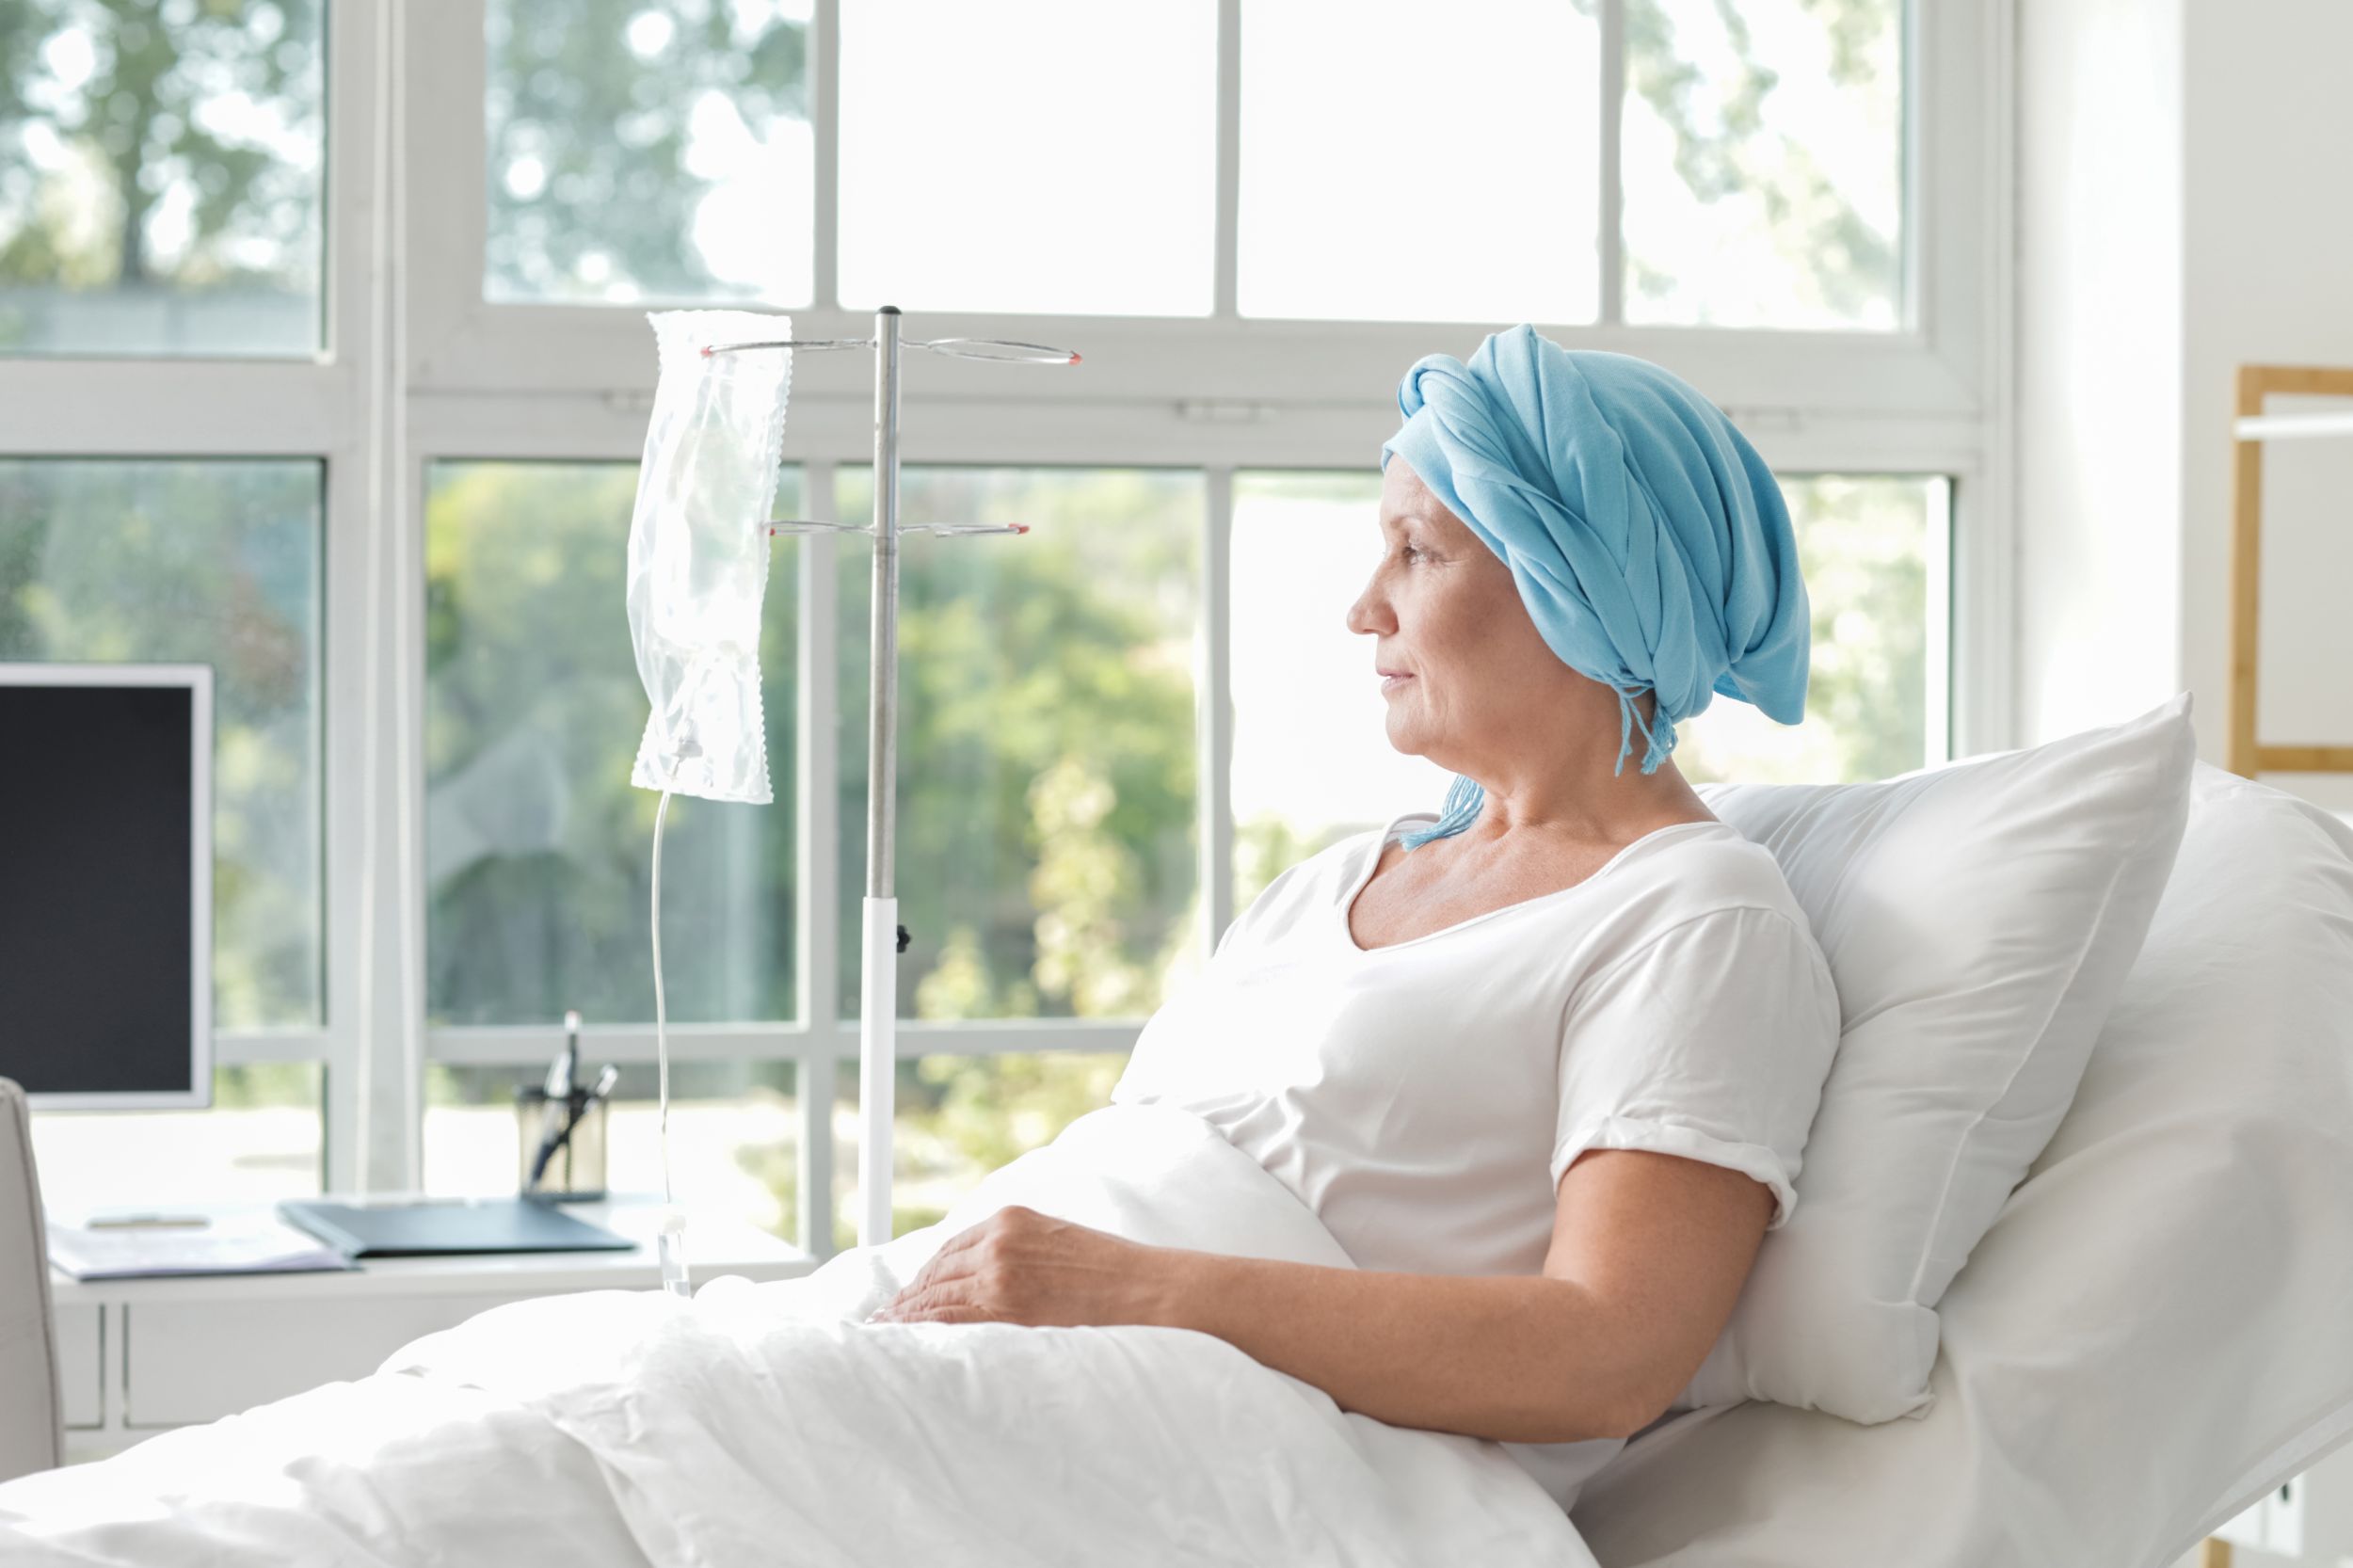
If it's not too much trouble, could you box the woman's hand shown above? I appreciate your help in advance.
[867,1205,1192,1329]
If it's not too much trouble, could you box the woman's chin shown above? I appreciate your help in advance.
[1382,713,1429,756]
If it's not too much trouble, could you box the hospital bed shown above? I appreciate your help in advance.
[1573,759,2353,1566]
[0,759,2347,1565]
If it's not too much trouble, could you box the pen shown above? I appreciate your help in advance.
[86,1214,211,1229]
[528,1063,620,1192]
[530,1010,583,1190]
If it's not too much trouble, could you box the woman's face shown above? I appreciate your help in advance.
[1347,456,1566,771]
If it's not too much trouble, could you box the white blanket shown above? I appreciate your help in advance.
[0,1104,1597,1566]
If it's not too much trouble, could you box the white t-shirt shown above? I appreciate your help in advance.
[1109,808,1842,1513]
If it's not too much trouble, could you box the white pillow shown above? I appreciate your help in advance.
[1570,762,2353,1567]
[1672,693,2197,1424]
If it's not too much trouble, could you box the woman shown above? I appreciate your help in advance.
[873,325,1843,1515]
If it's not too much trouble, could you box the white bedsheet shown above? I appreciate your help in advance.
[0,1103,1596,1567]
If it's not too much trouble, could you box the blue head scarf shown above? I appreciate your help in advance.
[1379,325,1810,850]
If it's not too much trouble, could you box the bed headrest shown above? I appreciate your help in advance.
[1673,695,2196,1425]
[1571,760,2353,1568]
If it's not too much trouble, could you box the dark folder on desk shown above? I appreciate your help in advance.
[278,1197,635,1258]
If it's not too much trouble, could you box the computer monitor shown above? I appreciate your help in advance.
[0,663,213,1110]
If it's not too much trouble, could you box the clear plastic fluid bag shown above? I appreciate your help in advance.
[625,309,795,805]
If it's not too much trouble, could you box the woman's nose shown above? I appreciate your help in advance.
[1346,577,1392,637]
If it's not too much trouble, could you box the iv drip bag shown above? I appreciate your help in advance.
[625,309,794,804]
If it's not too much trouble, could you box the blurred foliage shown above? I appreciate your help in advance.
[787,1051,1132,1253]
[1622,0,1902,326]
[0,0,323,348]
[214,1060,312,1110]
[834,468,1202,1027]
[484,0,807,301]
[1234,814,1336,924]
[1673,473,1934,785]
[0,459,322,1029]
[424,461,804,1027]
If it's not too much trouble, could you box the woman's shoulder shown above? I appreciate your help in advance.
[1603,818,1818,940]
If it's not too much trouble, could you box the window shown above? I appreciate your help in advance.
[1622,0,1907,328]
[0,458,326,1202]
[832,467,1204,1022]
[0,459,325,1030]
[484,0,815,306]
[7,1,2006,1250]
[829,1050,1128,1254]
[424,460,803,1027]
[1240,0,1603,324]
[838,0,1216,316]
[1673,474,1949,783]
[0,0,327,356]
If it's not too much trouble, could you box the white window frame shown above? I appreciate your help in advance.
[0,0,2014,1257]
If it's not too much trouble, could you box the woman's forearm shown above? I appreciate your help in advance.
[1151,1251,1643,1447]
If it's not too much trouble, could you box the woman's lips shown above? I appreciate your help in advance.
[1380,674,1414,693]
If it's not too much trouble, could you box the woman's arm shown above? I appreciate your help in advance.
[876,1145,1774,1448]
[1168,1147,1773,1446]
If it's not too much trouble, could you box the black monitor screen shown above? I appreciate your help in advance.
[0,680,204,1103]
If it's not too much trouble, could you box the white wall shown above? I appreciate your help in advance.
[2178,0,2353,814]
[2026,10,2353,1564]
[2015,0,2185,748]
[2019,0,2353,819]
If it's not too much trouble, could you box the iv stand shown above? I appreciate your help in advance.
[705,307,1081,1250]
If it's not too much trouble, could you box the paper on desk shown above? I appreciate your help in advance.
[47,1211,359,1281]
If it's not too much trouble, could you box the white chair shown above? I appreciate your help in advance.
[0,1079,62,1482]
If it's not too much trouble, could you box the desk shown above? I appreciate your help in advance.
[51,1195,819,1462]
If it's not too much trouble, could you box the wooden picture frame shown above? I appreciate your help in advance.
[2228,363,2353,778]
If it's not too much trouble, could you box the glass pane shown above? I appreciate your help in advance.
[32,1064,323,1210]
[835,467,1202,1020]
[424,461,801,1025]
[830,1050,1127,1251]
[1674,474,1943,783]
[485,0,813,305]
[0,1,325,355]
[425,1060,801,1244]
[838,0,1215,315]
[1229,472,1450,914]
[1622,0,1904,328]
[0,458,323,1028]
[1240,0,1601,324]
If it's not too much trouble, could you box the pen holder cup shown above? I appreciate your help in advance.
[515,1085,610,1202]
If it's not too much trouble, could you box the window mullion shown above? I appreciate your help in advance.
[347,0,425,1200]
[1599,0,1625,326]
[1213,0,1241,321]
[1203,466,1236,957]
[813,0,840,311]
[318,0,384,1199]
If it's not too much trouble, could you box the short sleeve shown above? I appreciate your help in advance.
[1550,905,1841,1230]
